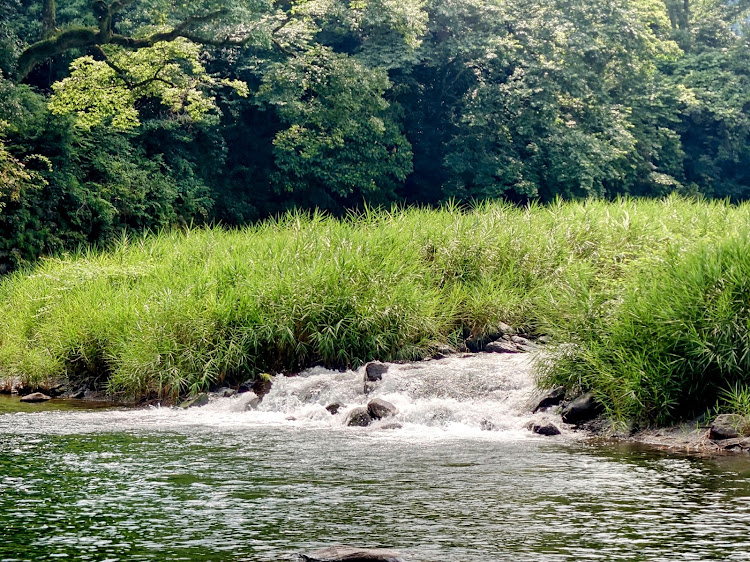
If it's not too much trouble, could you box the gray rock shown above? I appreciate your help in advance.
[178,393,209,409]
[365,362,388,382]
[367,398,397,420]
[326,403,343,415]
[485,341,519,354]
[346,407,373,427]
[532,387,566,413]
[561,393,603,424]
[530,422,561,436]
[215,387,236,398]
[710,414,750,440]
[380,422,403,430]
[298,546,404,562]
[19,392,51,403]
[498,322,516,336]
[511,335,531,345]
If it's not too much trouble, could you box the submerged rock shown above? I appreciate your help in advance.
[298,545,404,562]
[380,422,403,430]
[367,398,397,420]
[214,387,237,398]
[561,393,603,425]
[326,403,344,415]
[19,392,51,403]
[480,419,495,431]
[530,422,561,436]
[532,387,566,413]
[244,392,262,410]
[178,393,209,409]
[346,407,373,427]
[710,414,750,440]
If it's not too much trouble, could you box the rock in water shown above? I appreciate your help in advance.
[530,422,561,436]
[560,393,603,424]
[710,414,750,440]
[367,398,397,420]
[485,341,519,354]
[298,545,404,562]
[19,392,51,403]
[346,407,373,427]
[178,393,209,409]
[365,362,388,382]
[532,387,566,412]
[326,403,343,415]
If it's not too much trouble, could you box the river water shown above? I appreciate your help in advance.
[1,354,749,561]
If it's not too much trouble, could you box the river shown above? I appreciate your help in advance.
[1,354,749,561]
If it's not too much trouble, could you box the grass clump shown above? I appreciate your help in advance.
[1,195,750,424]
[540,234,750,425]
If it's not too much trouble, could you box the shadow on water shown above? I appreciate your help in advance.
[0,394,122,414]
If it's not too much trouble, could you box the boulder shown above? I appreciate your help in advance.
[498,322,516,336]
[298,546,404,562]
[561,393,603,425]
[253,377,273,398]
[530,422,561,436]
[346,407,373,427]
[485,341,519,354]
[326,403,343,415]
[532,387,566,413]
[19,392,51,403]
[710,414,750,440]
[178,393,209,409]
[367,398,397,420]
[365,362,388,382]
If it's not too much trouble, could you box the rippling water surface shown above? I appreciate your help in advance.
[1,355,749,561]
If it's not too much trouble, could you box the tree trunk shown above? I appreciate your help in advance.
[42,0,56,39]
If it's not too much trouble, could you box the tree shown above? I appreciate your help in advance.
[259,46,412,210]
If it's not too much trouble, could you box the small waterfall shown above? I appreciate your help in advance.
[207,353,566,438]
[0,353,566,438]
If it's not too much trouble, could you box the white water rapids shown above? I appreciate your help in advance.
[0,352,567,438]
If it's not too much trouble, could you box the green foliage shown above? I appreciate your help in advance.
[538,201,750,425]
[49,39,248,129]
[259,47,412,208]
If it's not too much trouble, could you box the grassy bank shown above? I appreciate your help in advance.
[1,196,749,424]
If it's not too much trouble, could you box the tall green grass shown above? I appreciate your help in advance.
[1,196,749,423]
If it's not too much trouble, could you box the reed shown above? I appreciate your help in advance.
[1,195,749,423]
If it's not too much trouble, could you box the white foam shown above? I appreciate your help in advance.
[0,353,570,440]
